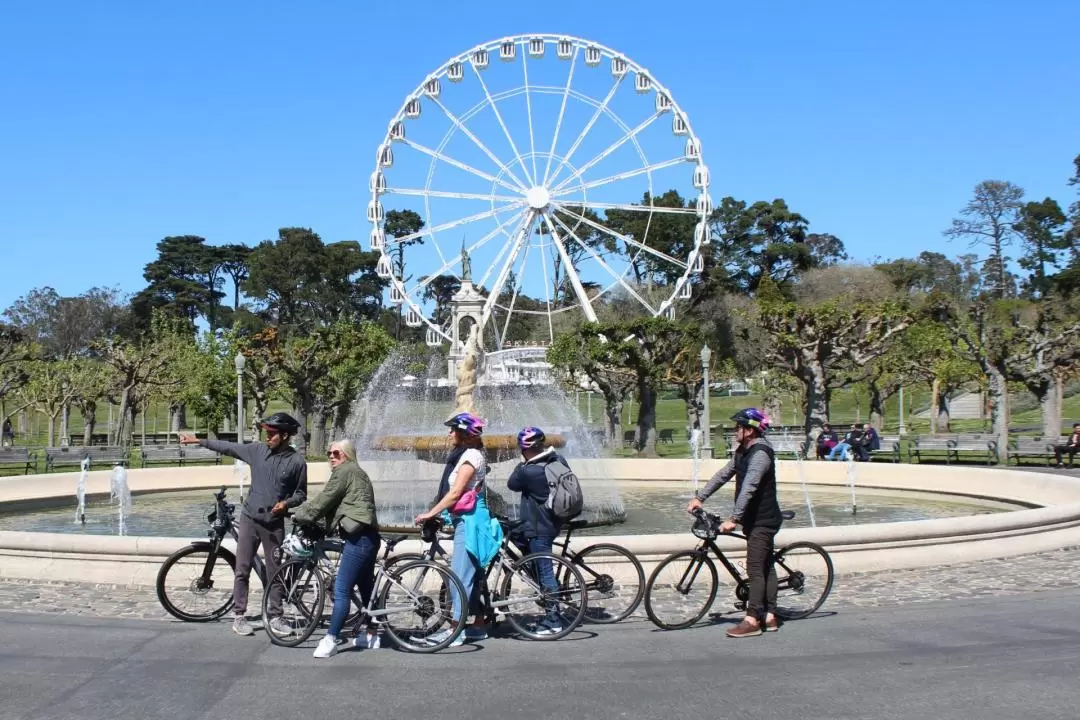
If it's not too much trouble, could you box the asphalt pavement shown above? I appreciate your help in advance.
[3,590,1080,720]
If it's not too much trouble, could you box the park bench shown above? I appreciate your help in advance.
[622,430,636,449]
[950,437,998,465]
[181,446,222,466]
[869,435,903,463]
[1007,438,1058,466]
[140,445,184,467]
[724,436,807,459]
[44,446,89,471]
[0,447,37,474]
[910,437,952,464]
[658,428,675,444]
[84,445,132,469]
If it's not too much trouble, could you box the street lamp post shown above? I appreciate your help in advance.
[700,345,712,457]
[586,389,593,425]
[234,352,246,443]
[898,385,907,436]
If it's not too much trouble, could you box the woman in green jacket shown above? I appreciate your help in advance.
[292,439,381,658]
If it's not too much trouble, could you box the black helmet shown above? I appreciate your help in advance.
[259,412,301,435]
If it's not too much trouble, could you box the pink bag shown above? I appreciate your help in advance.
[451,488,478,514]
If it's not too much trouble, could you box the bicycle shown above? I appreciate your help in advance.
[263,521,468,653]
[387,516,590,641]
[156,487,265,622]
[643,508,834,630]
[389,516,645,624]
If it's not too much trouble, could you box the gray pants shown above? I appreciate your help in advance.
[233,513,284,616]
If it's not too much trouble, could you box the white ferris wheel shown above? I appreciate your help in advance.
[368,34,711,349]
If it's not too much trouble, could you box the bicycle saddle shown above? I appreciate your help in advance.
[381,534,408,552]
[568,518,590,529]
[781,510,796,521]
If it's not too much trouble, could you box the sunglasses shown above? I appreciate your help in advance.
[327,450,343,459]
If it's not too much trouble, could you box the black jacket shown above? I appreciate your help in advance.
[507,448,565,538]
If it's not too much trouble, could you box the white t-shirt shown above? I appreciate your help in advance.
[450,448,487,493]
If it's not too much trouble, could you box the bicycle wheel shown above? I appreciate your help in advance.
[263,559,325,647]
[499,552,587,641]
[570,543,645,624]
[773,541,834,620]
[156,543,236,622]
[376,560,466,653]
[644,551,718,630]
[381,552,427,576]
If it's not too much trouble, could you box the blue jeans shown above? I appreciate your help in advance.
[828,442,851,461]
[511,534,558,595]
[450,519,484,620]
[328,529,380,637]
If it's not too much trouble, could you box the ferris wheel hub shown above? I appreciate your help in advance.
[526,185,551,210]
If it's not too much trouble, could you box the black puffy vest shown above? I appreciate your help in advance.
[734,443,782,529]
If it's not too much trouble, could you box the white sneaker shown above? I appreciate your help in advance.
[352,632,381,650]
[313,634,339,659]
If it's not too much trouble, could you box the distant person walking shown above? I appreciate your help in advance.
[179,412,308,637]
[1,418,13,447]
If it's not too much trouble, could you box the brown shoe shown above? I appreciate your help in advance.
[726,619,763,638]
[764,618,780,632]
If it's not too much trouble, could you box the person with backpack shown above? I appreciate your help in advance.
[506,426,581,636]
[686,408,782,638]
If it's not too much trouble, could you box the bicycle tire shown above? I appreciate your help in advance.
[381,552,428,576]
[376,559,466,653]
[155,543,236,622]
[263,559,325,647]
[773,541,834,620]
[499,552,587,641]
[644,551,718,630]
[571,542,645,624]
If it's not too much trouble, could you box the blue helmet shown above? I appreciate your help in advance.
[517,426,546,450]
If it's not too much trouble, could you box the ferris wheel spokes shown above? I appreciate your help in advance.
[388,202,526,247]
[384,187,523,203]
[545,73,626,189]
[400,137,524,196]
[470,60,535,187]
[479,210,536,329]
[551,203,689,270]
[550,111,664,195]
[498,238,535,347]
[427,94,531,193]
[565,200,699,216]
[405,207,529,299]
[542,47,579,186]
[540,213,599,323]
[520,48,539,184]
[552,156,686,197]
[549,211,657,315]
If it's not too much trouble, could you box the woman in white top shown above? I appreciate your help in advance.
[415,411,501,647]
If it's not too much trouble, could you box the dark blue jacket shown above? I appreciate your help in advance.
[507,448,565,539]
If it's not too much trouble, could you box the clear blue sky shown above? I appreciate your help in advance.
[2,0,1077,311]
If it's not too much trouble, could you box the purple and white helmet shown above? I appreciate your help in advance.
[444,412,485,437]
[730,407,771,432]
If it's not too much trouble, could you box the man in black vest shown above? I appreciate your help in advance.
[687,407,782,638]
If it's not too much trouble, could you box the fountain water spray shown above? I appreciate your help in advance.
[795,453,817,527]
[74,457,89,525]
[109,463,132,535]
[688,428,701,496]
[233,460,248,502]
[845,454,858,515]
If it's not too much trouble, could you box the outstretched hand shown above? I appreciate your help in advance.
[178,432,199,445]
[686,497,703,515]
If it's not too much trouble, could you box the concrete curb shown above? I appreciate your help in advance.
[1,460,1078,585]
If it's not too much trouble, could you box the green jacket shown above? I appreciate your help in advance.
[292,460,378,533]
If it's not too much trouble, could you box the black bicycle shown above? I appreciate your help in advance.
[156,487,261,622]
[643,508,834,630]
[389,516,645,625]
[387,516,590,641]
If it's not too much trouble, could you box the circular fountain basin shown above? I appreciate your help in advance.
[0,482,1019,538]
[1,459,1079,586]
